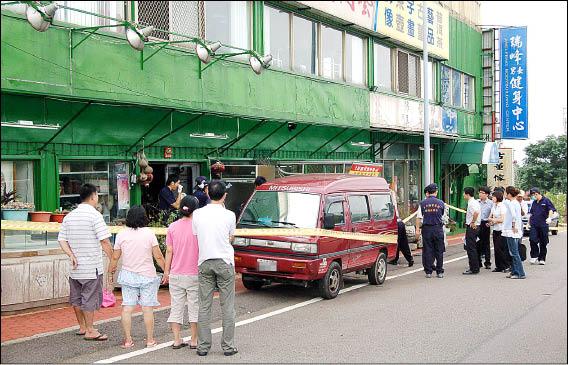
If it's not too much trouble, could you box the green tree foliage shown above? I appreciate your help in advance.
[517,135,567,193]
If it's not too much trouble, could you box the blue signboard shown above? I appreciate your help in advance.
[500,27,528,139]
[442,107,457,134]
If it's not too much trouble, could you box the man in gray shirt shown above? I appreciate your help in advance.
[477,186,493,270]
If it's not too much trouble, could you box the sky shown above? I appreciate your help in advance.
[480,1,567,164]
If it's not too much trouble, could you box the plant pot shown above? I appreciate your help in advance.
[50,213,68,223]
[29,211,52,222]
[2,209,30,221]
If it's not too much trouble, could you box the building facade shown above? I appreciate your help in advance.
[1,1,486,310]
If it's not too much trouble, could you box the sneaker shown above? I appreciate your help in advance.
[503,267,511,273]
[539,260,546,265]
[408,260,414,267]
[425,273,432,278]
[462,270,476,275]
[510,275,520,279]
[224,348,239,356]
[436,273,444,278]
[506,273,513,278]
[529,258,538,265]
[519,275,526,279]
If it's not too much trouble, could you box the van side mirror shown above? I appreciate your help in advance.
[323,214,335,230]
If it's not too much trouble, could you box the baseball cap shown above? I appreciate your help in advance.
[425,183,438,194]
[529,187,540,194]
[195,176,209,186]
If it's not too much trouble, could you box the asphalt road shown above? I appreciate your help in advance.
[2,232,566,364]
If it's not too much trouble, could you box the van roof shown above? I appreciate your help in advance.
[257,174,391,195]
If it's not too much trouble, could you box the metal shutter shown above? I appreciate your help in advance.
[398,51,409,94]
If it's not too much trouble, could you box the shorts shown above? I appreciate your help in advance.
[69,274,103,312]
[117,270,161,307]
[167,274,199,324]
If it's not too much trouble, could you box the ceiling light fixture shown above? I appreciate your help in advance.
[2,121,61,130]
[190,132,228,140]
[126,25,154,51]
[350,141,373,148]
[196,41,222,64]
[26,3,59,32]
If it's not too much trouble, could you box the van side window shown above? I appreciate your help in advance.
[370,194,395,221]
[324,198,345,226]
[348,195,370,222]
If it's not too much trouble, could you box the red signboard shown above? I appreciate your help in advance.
[348,163,384,177]
[164,147,172,159]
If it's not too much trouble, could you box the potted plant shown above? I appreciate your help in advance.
[50,209,70,223]
[2,191,35,221]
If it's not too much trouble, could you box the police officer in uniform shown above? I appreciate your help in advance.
[416,184,446,278]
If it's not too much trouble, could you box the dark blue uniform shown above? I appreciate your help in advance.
[193,189,210,208]
[529,196,556,261]
[420,196,446,275]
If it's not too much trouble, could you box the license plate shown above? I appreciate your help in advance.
[257,259,277,272]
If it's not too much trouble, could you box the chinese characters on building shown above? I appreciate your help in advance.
[500,27,528,139]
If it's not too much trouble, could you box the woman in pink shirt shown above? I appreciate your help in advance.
[108,206,165,349]
[163,196,200,349]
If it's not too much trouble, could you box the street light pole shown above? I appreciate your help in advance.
[422,0,431,187]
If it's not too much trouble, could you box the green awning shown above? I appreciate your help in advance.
[441,140,487,164]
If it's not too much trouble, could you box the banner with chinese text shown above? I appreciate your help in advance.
[297,1,449,59]
[349,163,384,177]
[376,1,449,59]
[486,148,514,189]
[500,27,528,139]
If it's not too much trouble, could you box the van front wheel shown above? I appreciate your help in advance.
[368,252,387,285]
[319,262,342,299]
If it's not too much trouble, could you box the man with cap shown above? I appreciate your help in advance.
[528,188,557,265]
[415,183,446,278]
[193,176,210,208]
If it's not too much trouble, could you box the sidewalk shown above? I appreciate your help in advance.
[1,275,246,344]
[1,235,467,344]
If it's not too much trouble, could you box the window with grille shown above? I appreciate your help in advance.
[397,51,421,97]
[441,65,451,105]
[136,1,200,43]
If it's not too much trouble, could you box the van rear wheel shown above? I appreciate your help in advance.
[241,274,264,290]
[368,252,387,285]
[319,262,342,299]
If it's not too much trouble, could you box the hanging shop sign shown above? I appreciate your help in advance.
[369,93,450,135]
[500,27,528,139]
[297,1,449,59]
[349,163,384,177]
[486,148,514,189]
[164,147,173,159]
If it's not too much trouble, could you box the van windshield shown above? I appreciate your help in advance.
[238,191,321,229]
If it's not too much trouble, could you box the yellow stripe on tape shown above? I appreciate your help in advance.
[1,220,397,244]
[446,204,467,214]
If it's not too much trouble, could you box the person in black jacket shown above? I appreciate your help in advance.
[192,176,210,208]
[388,218,414,267]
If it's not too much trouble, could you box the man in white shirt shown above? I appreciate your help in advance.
[58,183,113,341]
[192,180,238,357]
[463,187,481,275]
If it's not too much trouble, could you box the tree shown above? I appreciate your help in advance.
[517,135,567,193]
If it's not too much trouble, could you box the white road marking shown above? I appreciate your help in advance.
[95,254,469,364]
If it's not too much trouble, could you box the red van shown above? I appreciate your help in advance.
[234,174,399,299]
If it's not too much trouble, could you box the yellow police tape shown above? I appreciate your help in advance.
[402,203,466,224]
[0,220,398,244]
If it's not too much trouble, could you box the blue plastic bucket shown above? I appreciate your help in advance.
[2,209,30,221]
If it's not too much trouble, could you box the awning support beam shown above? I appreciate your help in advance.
[268,124,311,157]
[244,123,286,157]
[126,109,175,153]
[325,129,365,157]
[215,119,265,155]
[38,102,91,151]
[309,127,349,157]
[145,113,204,148]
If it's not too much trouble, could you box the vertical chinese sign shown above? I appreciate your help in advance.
[486,148,514,189]
[500,27,528,139]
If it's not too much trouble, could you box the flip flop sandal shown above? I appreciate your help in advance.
[84,334,108,341]
[75,332,86,336]
[189,344,198,349]
[146,340,158,348]
[120,340,135,349]
[172,342,188,350]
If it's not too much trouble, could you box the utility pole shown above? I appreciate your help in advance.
[422,0,431,187]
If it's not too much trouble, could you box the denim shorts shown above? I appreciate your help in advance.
[117,270,161,307]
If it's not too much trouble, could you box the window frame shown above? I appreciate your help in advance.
[347,195,371,223]
[369,194,395,221]
[324,195,346,227]
[344,31,367,86]
[264,4,292,71]
[396,49,422,98]
[373,41,394,91]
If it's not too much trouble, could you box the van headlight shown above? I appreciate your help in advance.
[233,237,250,246]
[291,243,317,254]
